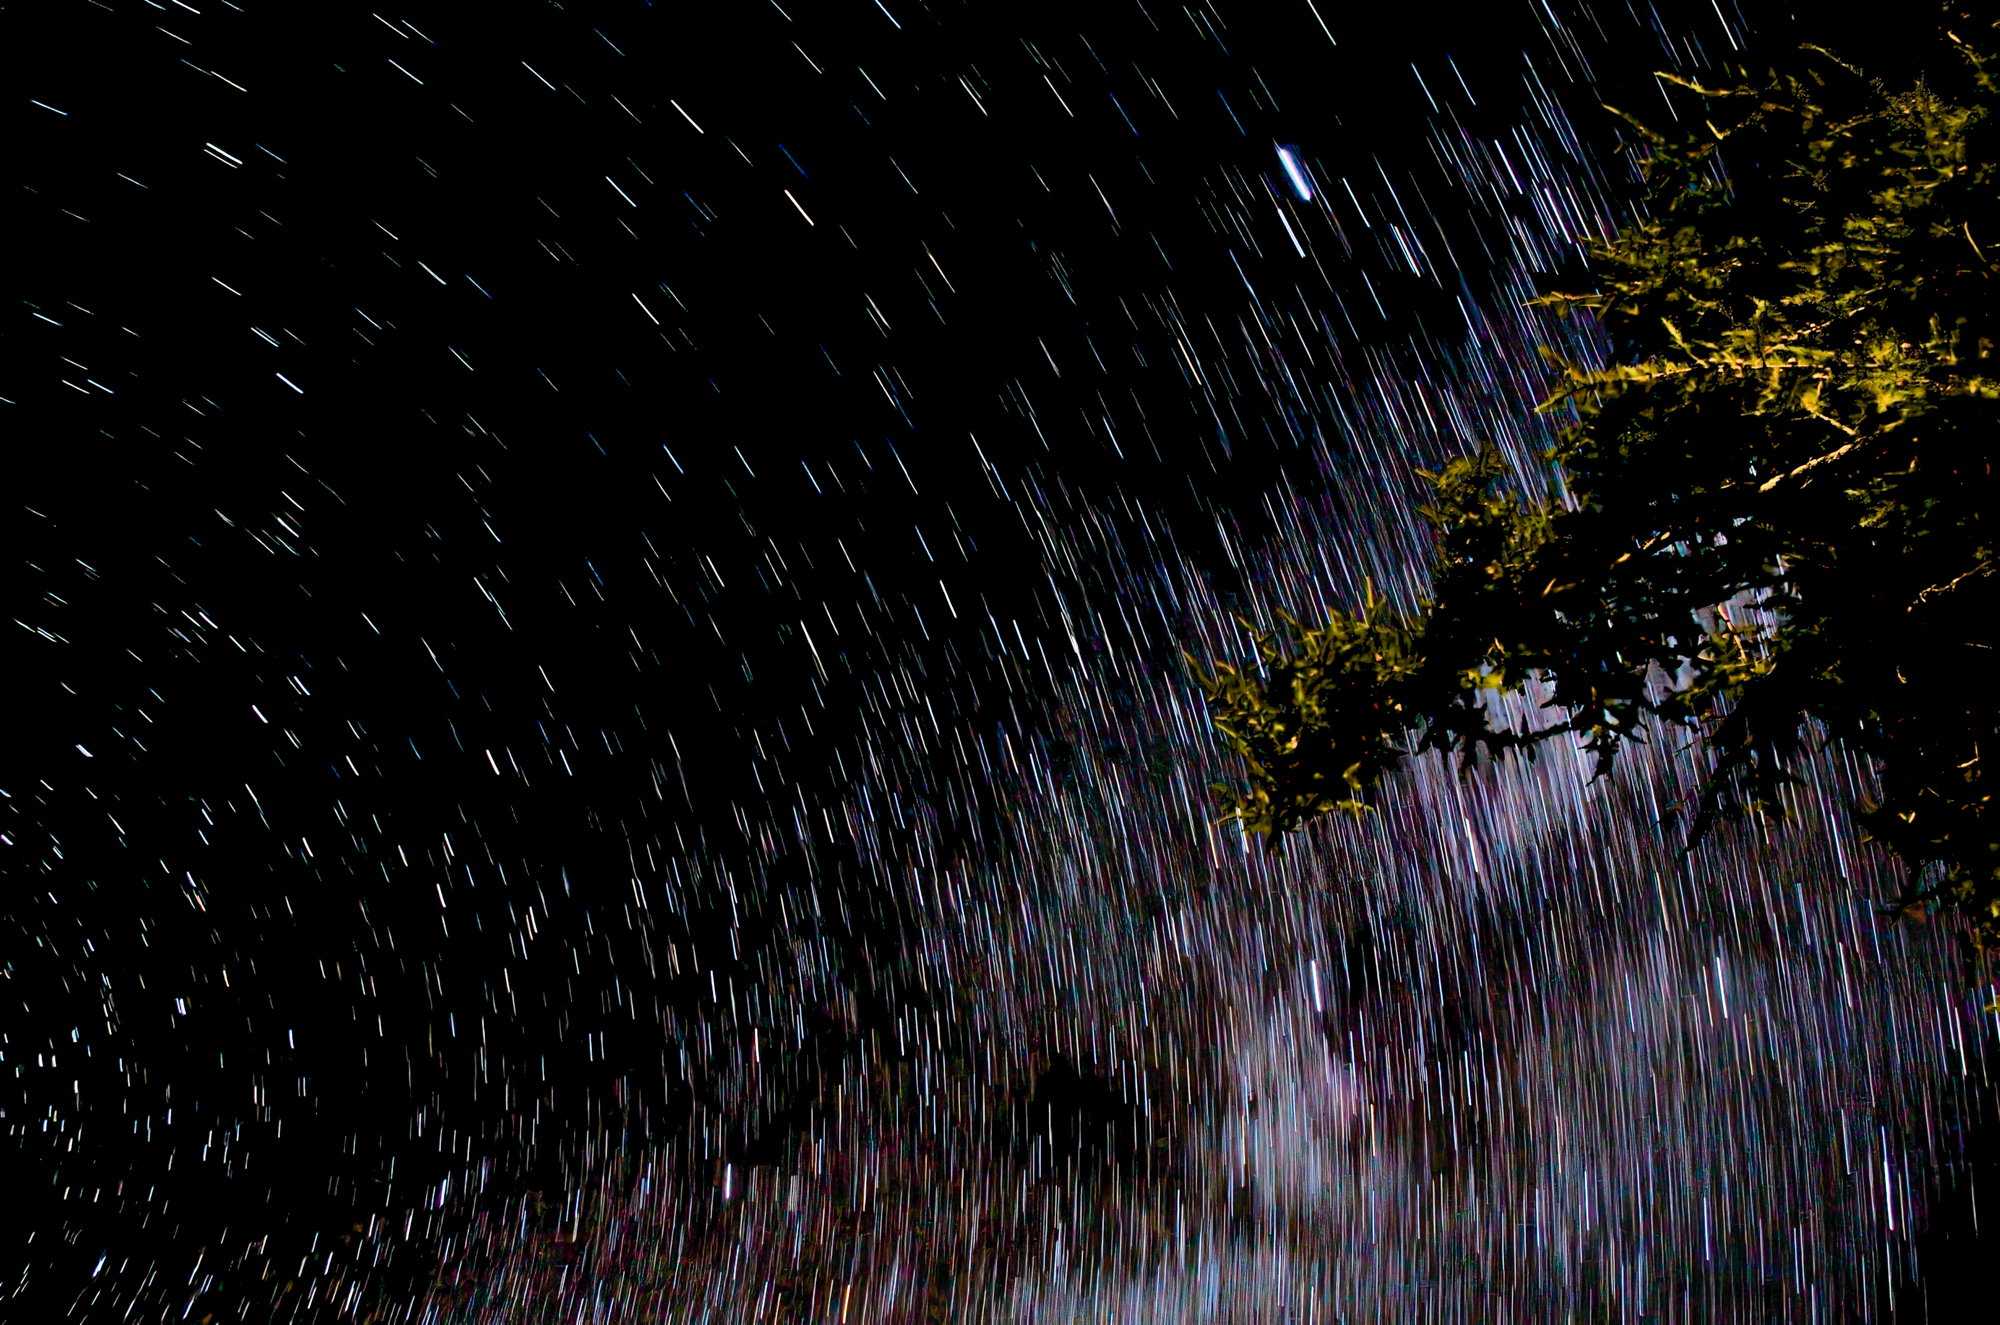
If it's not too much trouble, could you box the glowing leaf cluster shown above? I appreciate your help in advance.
[1199,14,1999,958]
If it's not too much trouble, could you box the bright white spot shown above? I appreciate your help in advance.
[1277,144,1313,202]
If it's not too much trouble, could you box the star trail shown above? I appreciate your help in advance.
[10,0,1995,1320]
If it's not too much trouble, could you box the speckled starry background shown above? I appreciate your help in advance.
[11,1,1996,1320]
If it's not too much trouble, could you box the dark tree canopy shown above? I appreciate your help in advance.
[1195,10,1999,959]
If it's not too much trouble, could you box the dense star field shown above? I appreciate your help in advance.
[11,0,1998,1319]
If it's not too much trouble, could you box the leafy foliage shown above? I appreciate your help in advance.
[1196,11,2000,960]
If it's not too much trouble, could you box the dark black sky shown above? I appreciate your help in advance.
[15,0,1988,1320]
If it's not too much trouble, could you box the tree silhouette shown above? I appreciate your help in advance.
[1195,10,1999,964]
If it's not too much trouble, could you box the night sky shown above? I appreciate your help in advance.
[12,0,1996,1320]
